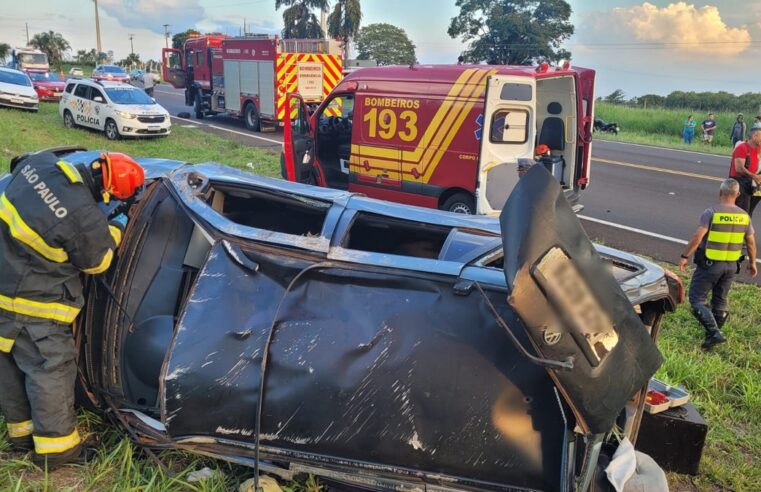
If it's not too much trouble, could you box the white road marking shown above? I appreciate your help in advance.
[169,116,282,145]
[595,139,727,160]
[580,214,761,265]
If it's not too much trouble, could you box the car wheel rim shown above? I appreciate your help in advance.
[450,203,472,214]
[65,114,73,127]
[106,123,116,138]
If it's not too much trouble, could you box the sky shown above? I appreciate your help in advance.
[1,0,760,98]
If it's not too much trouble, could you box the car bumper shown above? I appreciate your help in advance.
[116,117,172,137]
[37,93,63,102]
[0,95,39,111]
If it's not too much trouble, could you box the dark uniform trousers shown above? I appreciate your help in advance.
[0,319,79,453]
[688,260,735,325]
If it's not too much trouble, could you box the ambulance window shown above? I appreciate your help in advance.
[500,83,532,101]
[490,110,529,144]
[344,213,452,259]
[74,84,89,99]
[65,83,75,94]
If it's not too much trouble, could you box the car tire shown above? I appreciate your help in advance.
[104,119,120,140]
[63,110,76,129]
[243,102,260,132]
[441,192,475,214]
[194,92,204,119]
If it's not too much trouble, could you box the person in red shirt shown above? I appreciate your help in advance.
[729,126,761,215]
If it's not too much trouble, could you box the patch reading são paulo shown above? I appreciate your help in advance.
[532,246,618,366]
[19,164,68,218]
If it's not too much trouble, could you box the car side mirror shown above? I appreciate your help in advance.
[94,96,104,103]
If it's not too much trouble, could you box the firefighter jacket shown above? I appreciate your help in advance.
[0,152,121,352]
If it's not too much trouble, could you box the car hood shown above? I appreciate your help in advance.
[0,81,37,98]
[113,104,168,115]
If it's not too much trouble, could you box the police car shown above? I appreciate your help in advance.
[59,78,171,140]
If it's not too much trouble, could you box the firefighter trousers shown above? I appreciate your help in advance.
[0,320,80,456]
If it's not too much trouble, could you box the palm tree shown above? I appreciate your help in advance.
[0,43,10,61]
[276,0,327,39]
[327,0,362,59]
[29,31,71,69]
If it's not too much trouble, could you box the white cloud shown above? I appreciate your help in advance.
[99,0,205,35]
[604,2,752,55]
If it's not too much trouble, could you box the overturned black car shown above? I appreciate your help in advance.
[3,148,682,491]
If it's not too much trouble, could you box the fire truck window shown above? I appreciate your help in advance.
[165,51,181,69]
[344,213,452,259]
[196,51,204,66]
[499,83,533,101]
[490,110,529,144]
[186,51,194,67]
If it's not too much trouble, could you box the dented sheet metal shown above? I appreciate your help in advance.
[499,166,662,434]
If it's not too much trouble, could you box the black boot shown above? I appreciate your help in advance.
[32,443,93,470]
[692,305,726,350]
[713,310,729,330]
[9,435,34,452]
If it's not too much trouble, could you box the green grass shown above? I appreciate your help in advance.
[595,102,740,156]
[1,106,759,490]
[0,104,279,176]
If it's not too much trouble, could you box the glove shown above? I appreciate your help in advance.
[109,213,128,231]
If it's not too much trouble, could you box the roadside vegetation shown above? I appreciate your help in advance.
[594,102,737,156]
[0,103,759,491]
[0,104,279,176]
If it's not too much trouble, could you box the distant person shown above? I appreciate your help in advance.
[680,178,756,350]
[730,113,747,147]
[729,126,761,216]
[683,115,697,144]
[142,68,159,97]
[753,115,761,130]
[701,113,717,144]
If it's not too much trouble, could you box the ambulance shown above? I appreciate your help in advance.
[282,63,595,215]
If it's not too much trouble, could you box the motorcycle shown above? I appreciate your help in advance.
[594,117,620,135]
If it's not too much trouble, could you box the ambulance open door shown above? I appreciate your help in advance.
[476,76,536,216]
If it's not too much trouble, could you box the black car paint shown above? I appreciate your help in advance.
[1,150,679,491]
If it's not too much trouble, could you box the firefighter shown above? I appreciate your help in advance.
[679,178,757,349]
[0,150,144,468]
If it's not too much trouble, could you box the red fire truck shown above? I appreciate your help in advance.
[282,63,595,215]
[162,35,342,131]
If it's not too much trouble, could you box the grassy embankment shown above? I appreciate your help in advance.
[0,105,759,491]
[595,102,742,156]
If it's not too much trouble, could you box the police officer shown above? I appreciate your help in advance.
[680,178,757,349]
[0,150,144,468]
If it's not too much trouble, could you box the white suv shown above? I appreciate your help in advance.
[59,79,171,140]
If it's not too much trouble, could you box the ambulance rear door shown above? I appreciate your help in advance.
[476,76,536,215]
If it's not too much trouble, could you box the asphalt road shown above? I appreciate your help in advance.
[154,84,758,283]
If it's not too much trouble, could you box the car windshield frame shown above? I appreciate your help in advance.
[29,72,61,82]
[100,66,127,75]
[105,87,156,105]
[0,71,32,87]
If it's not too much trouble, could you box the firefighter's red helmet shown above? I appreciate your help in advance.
[99,152,145,201]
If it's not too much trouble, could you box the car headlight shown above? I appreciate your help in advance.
[115,110,136,119]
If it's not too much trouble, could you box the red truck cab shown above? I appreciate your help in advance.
[283,63,595,215]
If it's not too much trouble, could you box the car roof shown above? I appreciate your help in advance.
[0,66,27,75]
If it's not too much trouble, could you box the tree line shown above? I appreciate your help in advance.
[603,89,761,114]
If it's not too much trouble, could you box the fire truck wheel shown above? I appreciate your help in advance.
[441,193,475,214]
[244,103,261,132]
[194,93,205,119]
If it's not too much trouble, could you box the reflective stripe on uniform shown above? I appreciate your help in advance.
[55,161,83,184]
[108,225,122,247]
[7,420,34,438]
[0,335,14,353]
[0,293,80,324]
[705,211,750,262]
[33,429,81,454]
[82,249,113,275]
[0,194,69,263]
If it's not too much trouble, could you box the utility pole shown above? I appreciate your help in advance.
[320,7,327,39]
[129,34,134,55]
[163,24,170,48]
[25,23,29,45]
[94,0,102,53]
